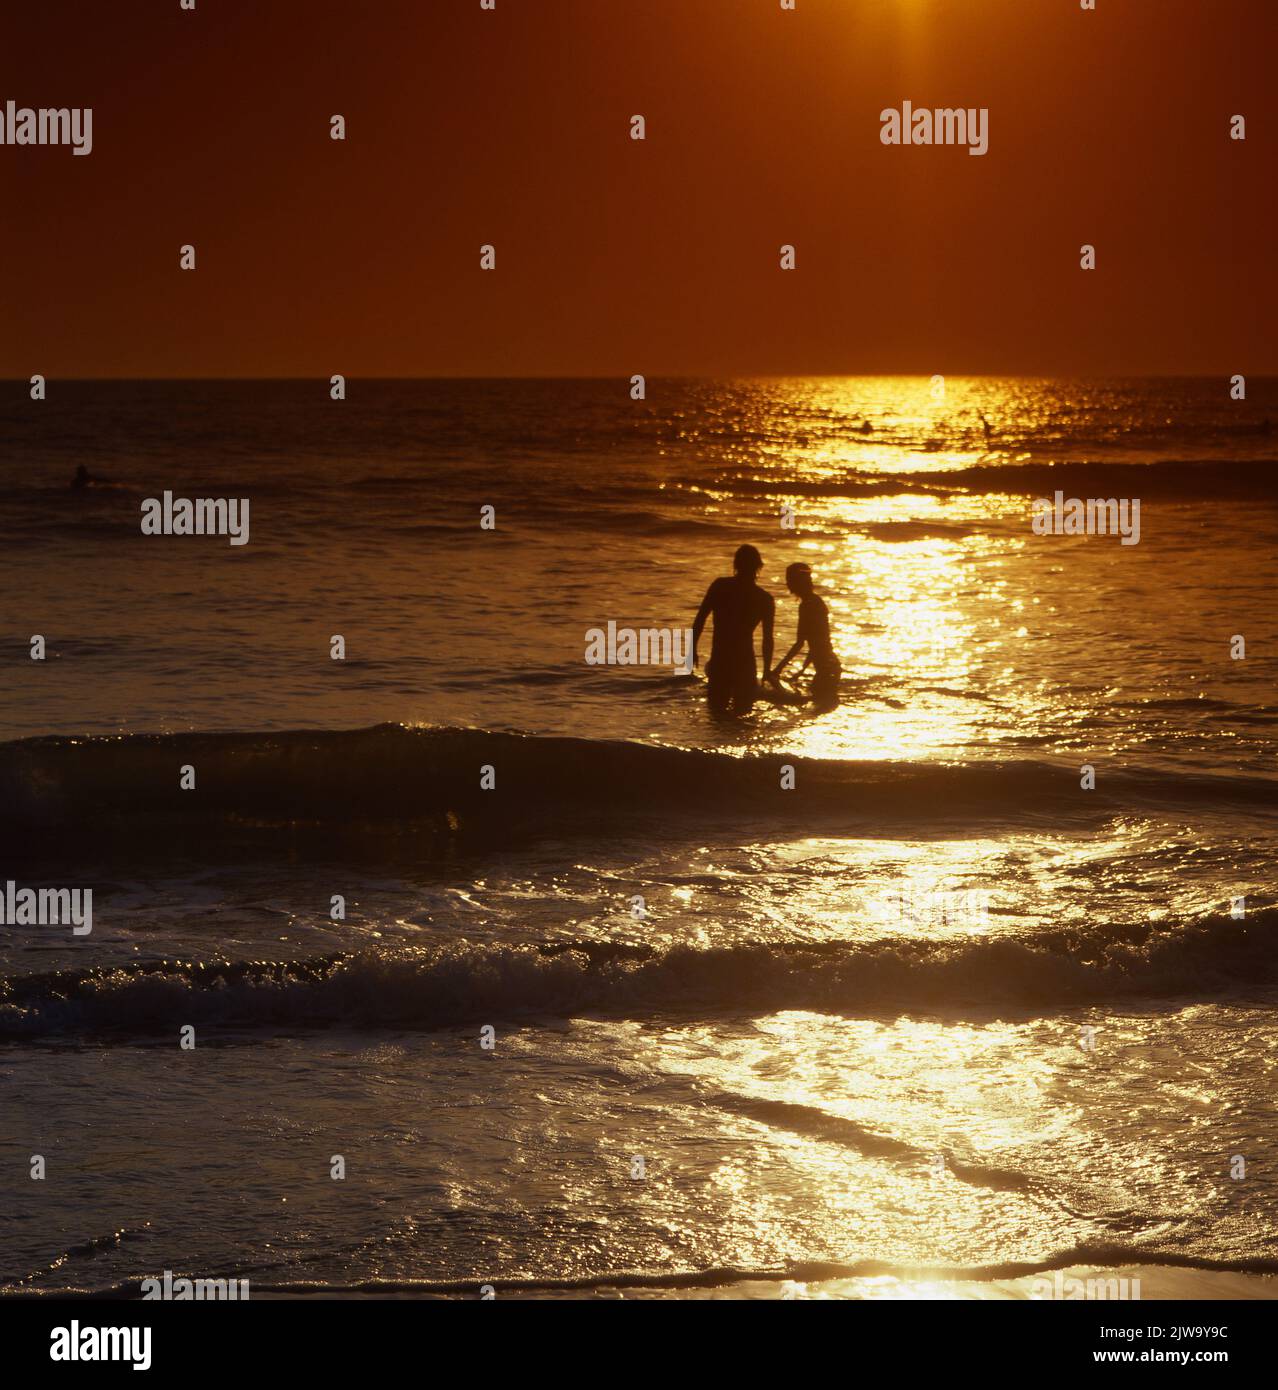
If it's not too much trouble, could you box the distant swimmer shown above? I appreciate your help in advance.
[691,544,775,717]
[70,464,109,490]
[978,412,993,442]
[859,419,873,434]
[770,562,842,711]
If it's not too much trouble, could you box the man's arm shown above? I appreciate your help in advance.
[691,582,717,668]
[760,595,775,681]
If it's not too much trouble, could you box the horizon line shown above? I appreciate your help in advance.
[3,372,1273,384]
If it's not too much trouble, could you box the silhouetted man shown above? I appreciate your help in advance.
[691,544,774,716]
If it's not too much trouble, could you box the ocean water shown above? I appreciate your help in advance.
[2,377,1277,1296]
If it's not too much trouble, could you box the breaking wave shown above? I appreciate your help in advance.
[4,909,1275,1038]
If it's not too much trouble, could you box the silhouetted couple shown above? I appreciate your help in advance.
[691,544,841,716]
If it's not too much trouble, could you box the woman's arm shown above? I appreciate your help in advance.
[770,636,805,681]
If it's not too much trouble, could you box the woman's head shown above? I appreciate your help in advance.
[784,562,813,595]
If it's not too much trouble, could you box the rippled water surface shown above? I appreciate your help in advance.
[3,378,1276,1295]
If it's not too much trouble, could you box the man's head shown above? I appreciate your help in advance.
[733,544,763,578]
[785,562,814,597]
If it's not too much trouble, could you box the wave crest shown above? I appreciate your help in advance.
[3,727,1272,851]
[5,910,1275,1037]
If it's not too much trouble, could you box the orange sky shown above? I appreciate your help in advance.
[1,0,1273,377]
